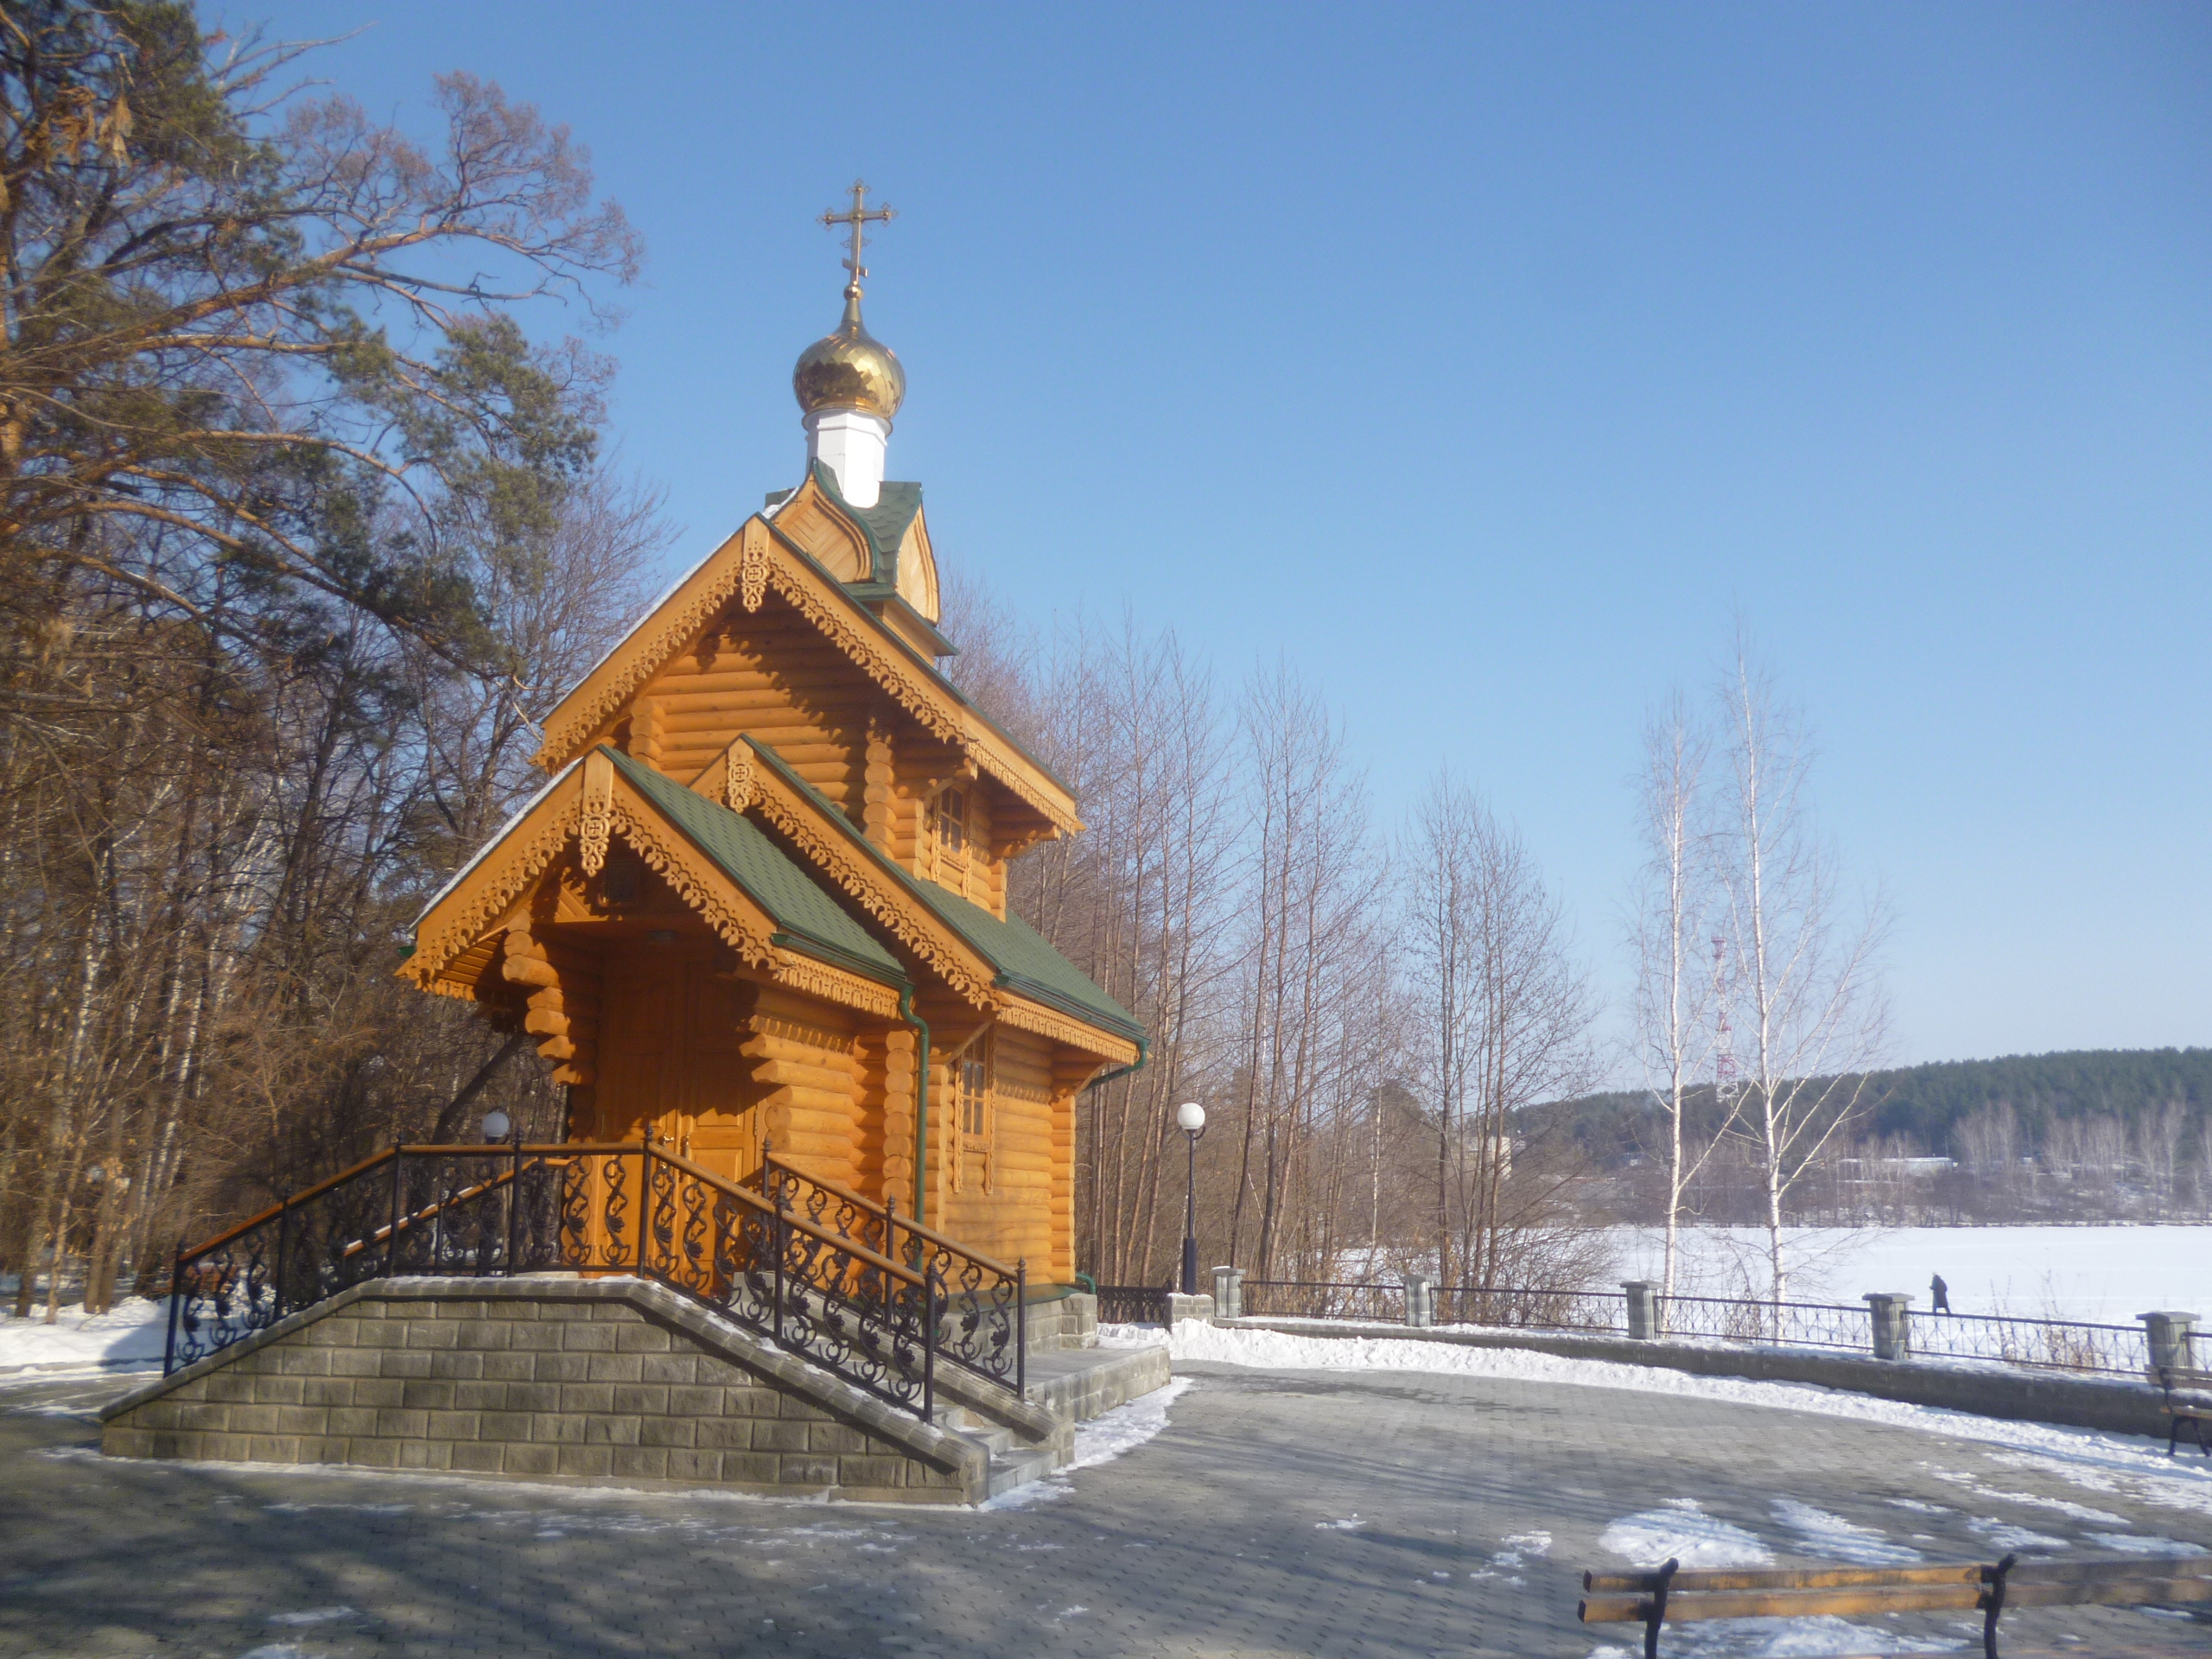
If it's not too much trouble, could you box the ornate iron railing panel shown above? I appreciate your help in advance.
[164,1141,948,1420]
[1094,1284,1175,1325]
[758,1152,1025,1399]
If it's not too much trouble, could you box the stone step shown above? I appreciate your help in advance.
[980,1440,1058,1499]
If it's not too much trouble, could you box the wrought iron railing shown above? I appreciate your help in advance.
[755,1150,1025,1397]
[1094,1284,1174,1325]
[1434,1284,1629,1333]
[1241,1279,1408,1322]
[1655,1292,1875,1351]
[161,1141,1016,1420]
[1909,1309,2149,1376]
[1215,1273,2170,1380]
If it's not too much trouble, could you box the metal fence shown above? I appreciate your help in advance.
[1433,1285,1628,1334]
[1205,1275,2177,1380]
[1910,1309,2150,1376]
[1093,1284,1175,1325]
[1238,1280,1408,1322]
[1655,1293,1874,1352]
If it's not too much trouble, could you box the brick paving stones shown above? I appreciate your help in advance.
[6,1358,2212,1656]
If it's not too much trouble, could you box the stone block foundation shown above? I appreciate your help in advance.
[100,1277,987,1503]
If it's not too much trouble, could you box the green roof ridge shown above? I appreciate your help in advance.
[602,747,906,986]
[740,739,1143,1041]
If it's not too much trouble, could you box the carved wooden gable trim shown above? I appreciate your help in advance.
[405,760,899,1021]
[707,736,996,1010]
[529,511,1080,838]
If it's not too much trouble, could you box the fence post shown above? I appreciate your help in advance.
[506,1132,522,1274]
[1212,1266,1243,1321]
[1865,1293,1912,1360]
[2139,1311,2199,1377]
[163,1239,184,1376]
[1404,1274,1433,1329]
[1624,1281,1660,1341]
[386,1148,402,1277]
[272,1193,289,1322]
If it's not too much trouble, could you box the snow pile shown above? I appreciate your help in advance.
[1600,1499,1772,1569]
[0,1297,167,1372]
[1586,1616,1961,1656]
[982,1376,1192,1510]
[1769,1499,1922,1566]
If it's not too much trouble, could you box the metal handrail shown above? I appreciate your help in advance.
[760,1150,1021,1280]
[164,1140,952,1416]
[761,1148,1027,1397]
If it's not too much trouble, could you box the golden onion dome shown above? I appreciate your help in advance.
[793,284,906,421]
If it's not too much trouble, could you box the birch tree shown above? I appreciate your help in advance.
[1712,645,1889,1310]
[1626,693,1726,1298]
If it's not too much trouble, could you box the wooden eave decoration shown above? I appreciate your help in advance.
[403,752,902,1021]
[528,506,1078,838]
[692,736,1001,1010]
[694,735,1139,1065]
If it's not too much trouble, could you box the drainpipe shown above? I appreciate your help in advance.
[1076,1039,1148,1274]
[899,988,932,1224]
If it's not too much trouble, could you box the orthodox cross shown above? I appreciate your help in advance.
[821,180,896,283]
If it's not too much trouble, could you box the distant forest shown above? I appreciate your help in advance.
[1560,1048,2212,1165]
[1554,1048,2212,1225]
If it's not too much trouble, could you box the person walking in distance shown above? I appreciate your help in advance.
[1930,1273,1952,1315]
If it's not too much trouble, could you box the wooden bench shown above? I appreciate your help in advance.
[1579,1550,2212,1658]
[2158,1363,2212,1457]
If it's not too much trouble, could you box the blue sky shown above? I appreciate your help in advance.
[244,2,2211,1071]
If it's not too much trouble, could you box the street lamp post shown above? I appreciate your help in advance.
[1176,1101,1206,1296]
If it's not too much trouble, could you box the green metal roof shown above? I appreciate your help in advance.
[810,460,924,578]
[604,747,907,986]
[741,741,1144,1042]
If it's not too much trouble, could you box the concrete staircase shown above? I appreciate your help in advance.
[99,1278,1172,1505]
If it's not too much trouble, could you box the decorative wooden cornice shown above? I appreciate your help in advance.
[995,995,1141,1065]
[408,759,902,1025]
[771,950,902,1020]
[606,792,778,969]
[533,518,766,772]
[409,793,583,989]
[528,511,1081,838]
[748,524,963,745]
[736,739,995,1009]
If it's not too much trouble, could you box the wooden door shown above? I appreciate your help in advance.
[684,972,762,1183]
[594,946,682,1145]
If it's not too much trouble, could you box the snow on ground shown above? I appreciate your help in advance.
[981,1374,1192,1510]
[0,1298,167,1373]
[1166,1319,2212,1533]
[1609,1224,2209,1323]
[1599,1498,1772,1568]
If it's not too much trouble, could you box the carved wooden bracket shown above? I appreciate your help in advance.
[578,750,614,875]
[739,517,771,613]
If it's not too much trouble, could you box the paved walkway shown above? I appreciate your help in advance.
[6,1359,2211,1657]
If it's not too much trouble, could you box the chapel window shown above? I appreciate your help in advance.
[933,786,969,855]
[956,1036,992,1191]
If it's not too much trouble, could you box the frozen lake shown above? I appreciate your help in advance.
[1607,1224,2208,1325]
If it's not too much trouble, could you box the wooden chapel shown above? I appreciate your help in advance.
[402,196,1141,1284]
